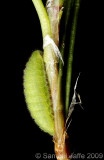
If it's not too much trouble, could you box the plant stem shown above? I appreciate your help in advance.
[32,0,52,38]
[32,0,57,88]
[46,1,71,159]
[46,0,64,46]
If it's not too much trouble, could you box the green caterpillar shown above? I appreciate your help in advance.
[23,50,54,136]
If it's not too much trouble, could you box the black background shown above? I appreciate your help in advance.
[5,0,103,159]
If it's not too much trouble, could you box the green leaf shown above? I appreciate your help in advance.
[65,0,81,116]
[58,0,74,112]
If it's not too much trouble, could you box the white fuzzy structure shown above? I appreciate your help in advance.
[43,35,64,64]
[65,73,83,128]
[46,0,52,8]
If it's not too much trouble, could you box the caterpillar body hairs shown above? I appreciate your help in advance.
[23,50,54,135]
